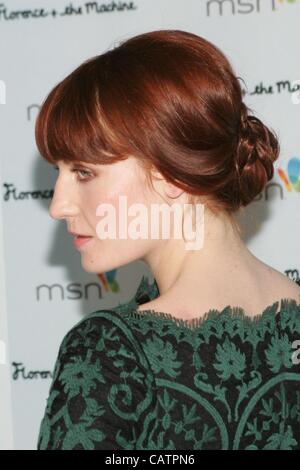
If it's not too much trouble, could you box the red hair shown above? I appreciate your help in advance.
[35,29,279,215]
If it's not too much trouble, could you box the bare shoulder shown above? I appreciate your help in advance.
[260,263,300,302]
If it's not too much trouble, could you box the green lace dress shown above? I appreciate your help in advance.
[38,276,300,450]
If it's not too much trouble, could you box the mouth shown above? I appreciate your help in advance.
[72,234,93,249]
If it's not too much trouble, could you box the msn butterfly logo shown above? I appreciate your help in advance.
[96,268,120,293]
[277,157,300,192]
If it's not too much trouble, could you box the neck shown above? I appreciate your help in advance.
[141,208,257,305]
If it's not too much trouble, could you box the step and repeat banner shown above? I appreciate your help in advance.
[0,0,299,450]
[0,161,13,450]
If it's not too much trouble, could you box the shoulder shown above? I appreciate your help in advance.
[38,308,156,450]
[56,308,150,371]
[255,260,300,303]
[266,268,300,301]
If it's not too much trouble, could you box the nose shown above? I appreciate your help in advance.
[49,179,79,220]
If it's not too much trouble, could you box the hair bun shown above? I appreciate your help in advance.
[35,29,280,216]
[235,103,280,207]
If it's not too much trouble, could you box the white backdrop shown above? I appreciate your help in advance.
[0,0,299,450]
[0,159,13,450]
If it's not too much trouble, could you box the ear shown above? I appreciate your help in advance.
[150,168,185,200]
[163,181,185,200]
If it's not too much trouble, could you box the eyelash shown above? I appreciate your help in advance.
[53,165,93,182]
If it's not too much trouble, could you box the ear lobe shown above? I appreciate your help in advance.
[164,182,184,199]
[149,168,184,200]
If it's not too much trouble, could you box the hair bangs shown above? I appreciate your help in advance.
[35,64,132,166]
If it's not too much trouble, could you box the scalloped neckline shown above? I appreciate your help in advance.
[124,275,300,332]
[128,298,300,331]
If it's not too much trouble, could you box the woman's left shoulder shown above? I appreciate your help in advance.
[259,263,300,303]
[59,307,141,356]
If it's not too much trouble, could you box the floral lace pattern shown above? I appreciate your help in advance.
[38,276,300,450]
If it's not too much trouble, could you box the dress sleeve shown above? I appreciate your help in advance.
[37,311,156,450]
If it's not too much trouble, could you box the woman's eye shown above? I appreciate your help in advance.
[72,168,93,181]
[52,165,93,181]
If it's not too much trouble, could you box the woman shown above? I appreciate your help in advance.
[35,29,300,450]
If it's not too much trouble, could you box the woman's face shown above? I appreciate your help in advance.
[49,156,165,273]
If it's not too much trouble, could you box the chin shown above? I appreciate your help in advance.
[80,257,104,273]
[80,255,119,275]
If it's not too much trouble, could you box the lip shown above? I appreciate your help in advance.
[68,230,92,237]
[73,235,93,249]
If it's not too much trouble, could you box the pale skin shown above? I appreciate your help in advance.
[50,157,300,323]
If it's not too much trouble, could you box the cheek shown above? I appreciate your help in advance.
[104,178,148,213]
[82,170,151,237]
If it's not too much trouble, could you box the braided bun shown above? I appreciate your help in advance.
[35,29,281,215]
[234,103,280,207]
